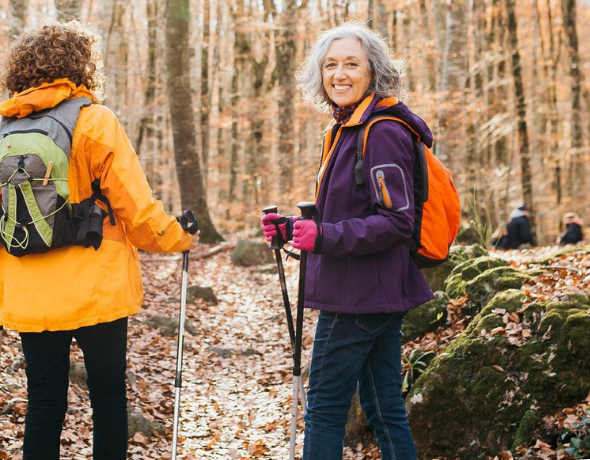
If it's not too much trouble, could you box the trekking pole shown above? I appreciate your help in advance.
[262,206,296,346]
[289,201,317,460]
[172,250,190,460]
[262,206,307,413]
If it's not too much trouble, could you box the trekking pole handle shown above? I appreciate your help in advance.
[262,205,282,250]
[297,201,317,221]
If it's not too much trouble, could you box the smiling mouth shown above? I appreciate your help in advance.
[334,85,350,91]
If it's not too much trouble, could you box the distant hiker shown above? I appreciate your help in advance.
[262,22,435,460]
[558,212,584,245]
[0,21,197,460]
[490,222,509,250]
[506,204,535,249]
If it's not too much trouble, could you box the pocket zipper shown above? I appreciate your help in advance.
[376,170,393,209]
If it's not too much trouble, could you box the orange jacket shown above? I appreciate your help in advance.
[0,79,192,332]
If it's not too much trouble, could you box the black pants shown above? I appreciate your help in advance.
[20,317,128,460]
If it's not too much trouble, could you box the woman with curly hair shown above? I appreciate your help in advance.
[0,21,197,460]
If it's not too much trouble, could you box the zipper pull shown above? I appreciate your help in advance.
[376,170,393,209]
[43,161,54,186]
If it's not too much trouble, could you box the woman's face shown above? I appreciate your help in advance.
[322,37,372,108]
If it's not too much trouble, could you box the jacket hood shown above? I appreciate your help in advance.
[343,93,434,148]
[509,209,528,219]
[0,78,96,118]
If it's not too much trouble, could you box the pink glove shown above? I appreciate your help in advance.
[292,219,322,253]
[262,213,302,246]
[261,213,287,242]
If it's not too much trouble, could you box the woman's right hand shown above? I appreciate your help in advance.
[261,213,288,243]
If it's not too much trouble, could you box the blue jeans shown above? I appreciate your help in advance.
[303,311,417,460]
[20,318,128,460]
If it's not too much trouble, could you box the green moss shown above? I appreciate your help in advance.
[421,260,457,292]
[477,314,505,331]
[449,244,488,262]
[565,313,590,354]
[522,302,546,329]
[481,289,527,315]
[534,246,590,265]
[403,292,449,343]
[444,274,468,299]
[465,268,532,310]
[444,256,508,299]
[549,291,590,305]
[512,410,539,451]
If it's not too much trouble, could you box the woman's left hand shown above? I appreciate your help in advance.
[292,219,322,253]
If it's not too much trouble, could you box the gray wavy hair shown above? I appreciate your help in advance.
[296,21,404,111]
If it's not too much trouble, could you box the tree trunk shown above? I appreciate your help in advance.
[8,0,29,43]
[276,0,298,194]
[135,0,159,158]
[55,0,82,20]
[465,0,486,215]
[435,1,468,176]
[165,0,222,243]
[368,0,388,39]
[102,0,129,123]
[561,0,585,199]
[419,0,436,91]
[505,0,536,240]
[534,0,562,204]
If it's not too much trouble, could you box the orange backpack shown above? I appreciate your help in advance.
[355,114,461,268]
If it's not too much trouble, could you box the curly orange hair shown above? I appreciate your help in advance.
[0,20,105,97]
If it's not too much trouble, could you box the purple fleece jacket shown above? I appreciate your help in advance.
[304,94,435,314]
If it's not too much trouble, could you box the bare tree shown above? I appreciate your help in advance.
[505,0,536,240]
[8,0,29,43]
[165,0,222,243]
[275,0,298,194]
[368,0,388,38]
[435,0,469,175]
[135,0,159,158]
[102,0,129,123]
[55,0,82,20]
[561,0,585,199]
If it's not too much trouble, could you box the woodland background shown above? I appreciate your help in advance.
[2,1,590,459]
[1,0,590,244]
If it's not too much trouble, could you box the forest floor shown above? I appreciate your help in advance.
[1,239,589,460]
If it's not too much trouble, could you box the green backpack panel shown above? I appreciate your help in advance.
[0,97,92,256]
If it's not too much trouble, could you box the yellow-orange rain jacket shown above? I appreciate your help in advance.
[0,79,192,332]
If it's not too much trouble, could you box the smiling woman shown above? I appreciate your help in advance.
[260,21,436,460]
[321,37,372,108]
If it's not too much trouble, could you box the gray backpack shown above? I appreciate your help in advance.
[0,97,107,256]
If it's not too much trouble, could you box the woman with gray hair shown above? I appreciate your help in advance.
[261,21,433,459]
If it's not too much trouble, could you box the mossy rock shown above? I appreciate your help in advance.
[449,243,488,262]
[512,409,539,451]
[406,290,590,459]
[421,244,486,292]
[69,361,88,389]
[231,238,275,266]
[144,316,197,336]
[186,285,218,304]
[464,267,534,311]
[444,255,508,299]
[421,261,458,292]
[344,392,376,448]
[455,222,482,245]
[535,245,590,265]
[402,292,449,344]
[128,408,164,437]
